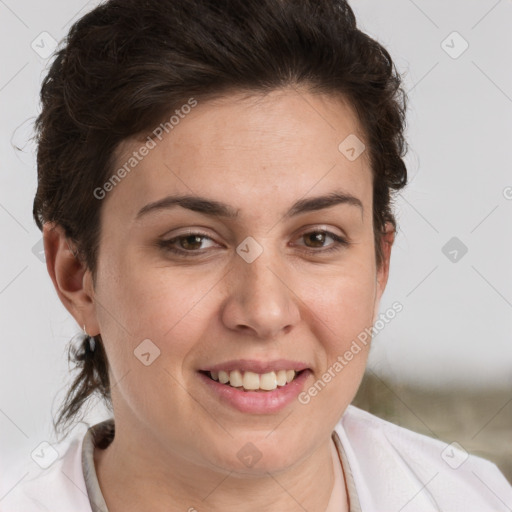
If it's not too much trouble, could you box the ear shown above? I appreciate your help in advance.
[372,221,395,322]
[43,222,100,336]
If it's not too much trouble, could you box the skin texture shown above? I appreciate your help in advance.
[44,86,394,512]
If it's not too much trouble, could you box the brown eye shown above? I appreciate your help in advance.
[303,231,328,248]
[296,230,349,254]
[158,232,217,256]
[177,234,205,250]
[158,229,349,258]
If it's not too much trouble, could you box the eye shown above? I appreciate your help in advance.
[295,229,349,254]
[158,231,217,256]
[158,228,350,257]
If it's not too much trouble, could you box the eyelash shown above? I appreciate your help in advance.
[158,229,350,257]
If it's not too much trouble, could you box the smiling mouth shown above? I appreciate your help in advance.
[200,369,306,392]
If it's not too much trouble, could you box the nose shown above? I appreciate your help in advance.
[220,246,301,340]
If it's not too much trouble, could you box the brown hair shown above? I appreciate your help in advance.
[33,0,408,439]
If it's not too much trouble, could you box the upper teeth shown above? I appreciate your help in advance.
[209,370,297,391]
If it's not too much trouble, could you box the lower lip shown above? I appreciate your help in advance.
[198,370,311,414]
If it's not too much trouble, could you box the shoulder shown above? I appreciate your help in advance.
[334,405,512,512]
[1,428,92,512]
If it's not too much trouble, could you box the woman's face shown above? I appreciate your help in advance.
[83,87,393,473]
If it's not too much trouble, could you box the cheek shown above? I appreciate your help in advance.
[304,266,377,345]
[297,273,375,417]
[93,263,212,420]
[95,258,220,370]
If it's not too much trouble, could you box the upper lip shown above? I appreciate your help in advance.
[200,359,310,374]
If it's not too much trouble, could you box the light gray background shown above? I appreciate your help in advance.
[1,0,511,497]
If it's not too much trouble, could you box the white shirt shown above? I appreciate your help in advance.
[1,405,511,511]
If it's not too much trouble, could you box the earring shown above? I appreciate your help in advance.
[83,325,96,352]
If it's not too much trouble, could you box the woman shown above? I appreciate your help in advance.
[3,0,511,511]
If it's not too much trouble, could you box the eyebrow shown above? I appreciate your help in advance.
[135,190,363,221]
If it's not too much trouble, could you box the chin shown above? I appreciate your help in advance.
[204,436,304,476]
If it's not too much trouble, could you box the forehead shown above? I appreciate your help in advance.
[106,88,372,222]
